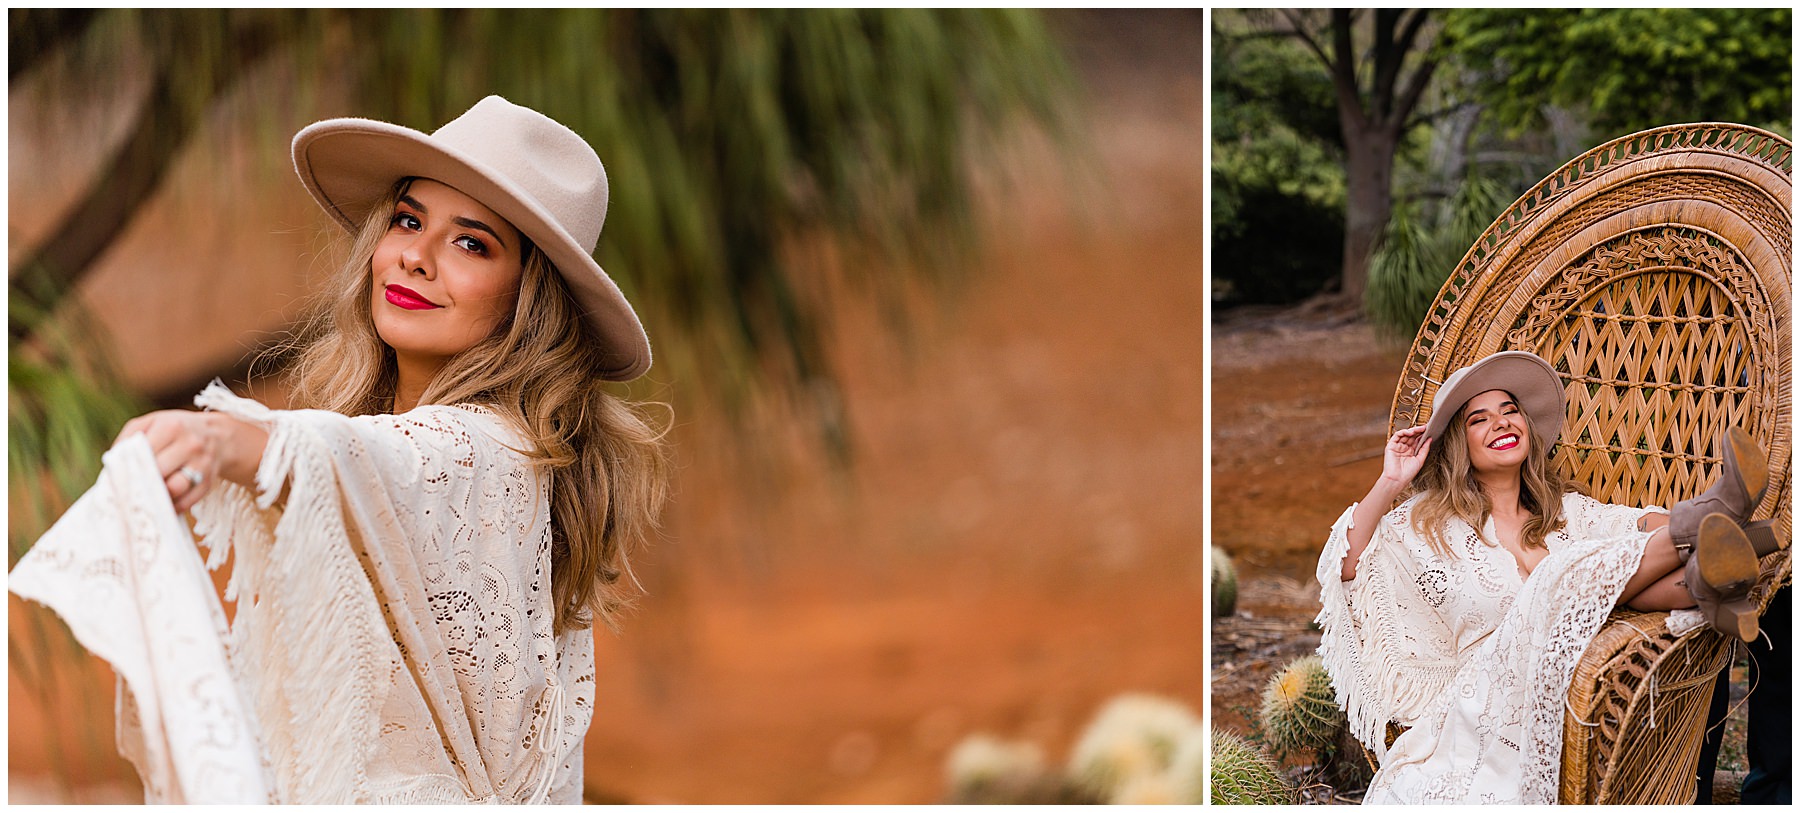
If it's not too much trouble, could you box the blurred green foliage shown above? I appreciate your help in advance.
[1442,9,1792,138]
[11,8,1077,431]
[1365,175,1510,340]
[8,288,145,568]
[8,269,149,791]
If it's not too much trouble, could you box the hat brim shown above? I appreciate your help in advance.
[292,117,650,382]
[1421,351,1566,443]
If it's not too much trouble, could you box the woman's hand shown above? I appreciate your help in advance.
[1342,425,1433,582]
[1381,424,1433,491]
[113,410,268,514]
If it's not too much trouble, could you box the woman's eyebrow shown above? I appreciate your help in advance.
[451,216,508,250]
[398,194,427,213]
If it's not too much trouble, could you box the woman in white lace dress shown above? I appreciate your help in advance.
[12,97,668,803]
[1315,351,1775,804]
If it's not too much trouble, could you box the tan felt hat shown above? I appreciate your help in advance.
[292,95,650,381]
[1421,350,1566,442]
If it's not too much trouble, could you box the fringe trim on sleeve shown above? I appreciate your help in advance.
[1315,503,1458,762]
[195,381,394,802]
[1315,504,1389,759]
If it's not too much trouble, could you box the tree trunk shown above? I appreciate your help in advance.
[1429,98,1483,199]
[9,16,285,345]
[1300,8,1438,309]
[1339,123,1399,305]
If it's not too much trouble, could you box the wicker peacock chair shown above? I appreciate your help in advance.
[1388,123,1791,804]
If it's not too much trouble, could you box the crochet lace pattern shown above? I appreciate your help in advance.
[1316,492,1652,804]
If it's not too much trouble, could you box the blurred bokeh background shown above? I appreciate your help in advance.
[1208,8,1789,803]
[8,9,1203,803]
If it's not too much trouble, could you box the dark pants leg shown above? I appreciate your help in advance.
[1695,665,1730,803]
[1742,585,1791,804]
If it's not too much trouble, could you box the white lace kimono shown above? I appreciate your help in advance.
[9,384,594,803]
[1315,491,1658,804]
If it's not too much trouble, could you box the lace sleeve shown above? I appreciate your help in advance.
[193,383,573,803]
[1315,503,1460,760]
[9,436,271,802]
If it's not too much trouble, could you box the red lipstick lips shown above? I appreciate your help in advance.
[385,284,441,310]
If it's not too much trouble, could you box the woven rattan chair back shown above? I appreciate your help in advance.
[1388,123,1792,804]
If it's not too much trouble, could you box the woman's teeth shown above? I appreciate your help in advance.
[1489,435,1519,450]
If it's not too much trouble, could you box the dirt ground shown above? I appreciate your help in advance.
[1206,309,1406,738]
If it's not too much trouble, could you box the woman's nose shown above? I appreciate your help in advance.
[399,242,435,279]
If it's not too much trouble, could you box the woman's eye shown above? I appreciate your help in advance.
[391,212,420,231]
[455,235,489,256]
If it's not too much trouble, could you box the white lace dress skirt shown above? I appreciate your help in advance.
[1316,493,1655,805]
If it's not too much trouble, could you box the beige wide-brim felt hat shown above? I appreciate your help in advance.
[292,95,650,381]
[1420,351,1566,443]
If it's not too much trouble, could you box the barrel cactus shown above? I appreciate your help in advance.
[1167,723,1205,804]
[1110,772,1179,805]
[1259,654,1344,755]
[1211,546,1237,618]
[1066,693,1201,800]
[944,733,1068,803]
[1210,727,1294,804]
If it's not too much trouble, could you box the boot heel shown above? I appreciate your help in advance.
[1742,519,1784,559]
[1712,598,1760,643]
[1696,513,1762,588]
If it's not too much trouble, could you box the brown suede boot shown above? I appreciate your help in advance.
[1670,427,1771,559]
[1684,513,1763,642]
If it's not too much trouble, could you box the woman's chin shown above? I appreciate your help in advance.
[1471,454,1527,477]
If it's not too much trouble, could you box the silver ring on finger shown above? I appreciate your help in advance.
[179,466,205,488]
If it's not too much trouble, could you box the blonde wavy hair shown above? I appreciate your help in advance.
[1408,390,1576,557]
[280,179,670,634]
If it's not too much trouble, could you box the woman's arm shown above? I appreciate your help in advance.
[114,409,269,514]
[1342,425,1432,581]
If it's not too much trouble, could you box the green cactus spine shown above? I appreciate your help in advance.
[1259,654,1345,755]
[1209,727,1295,805]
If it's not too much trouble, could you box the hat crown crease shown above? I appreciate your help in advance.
[433,96,609,252]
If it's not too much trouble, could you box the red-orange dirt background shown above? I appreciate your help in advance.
[7,11,1204,803]
[1207,312,1405,739]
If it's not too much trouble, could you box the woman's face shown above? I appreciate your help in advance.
[1461,388,1530,475]
[370,179,525,372]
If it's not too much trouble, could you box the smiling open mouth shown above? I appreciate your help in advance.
[1489,434,1520,450]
